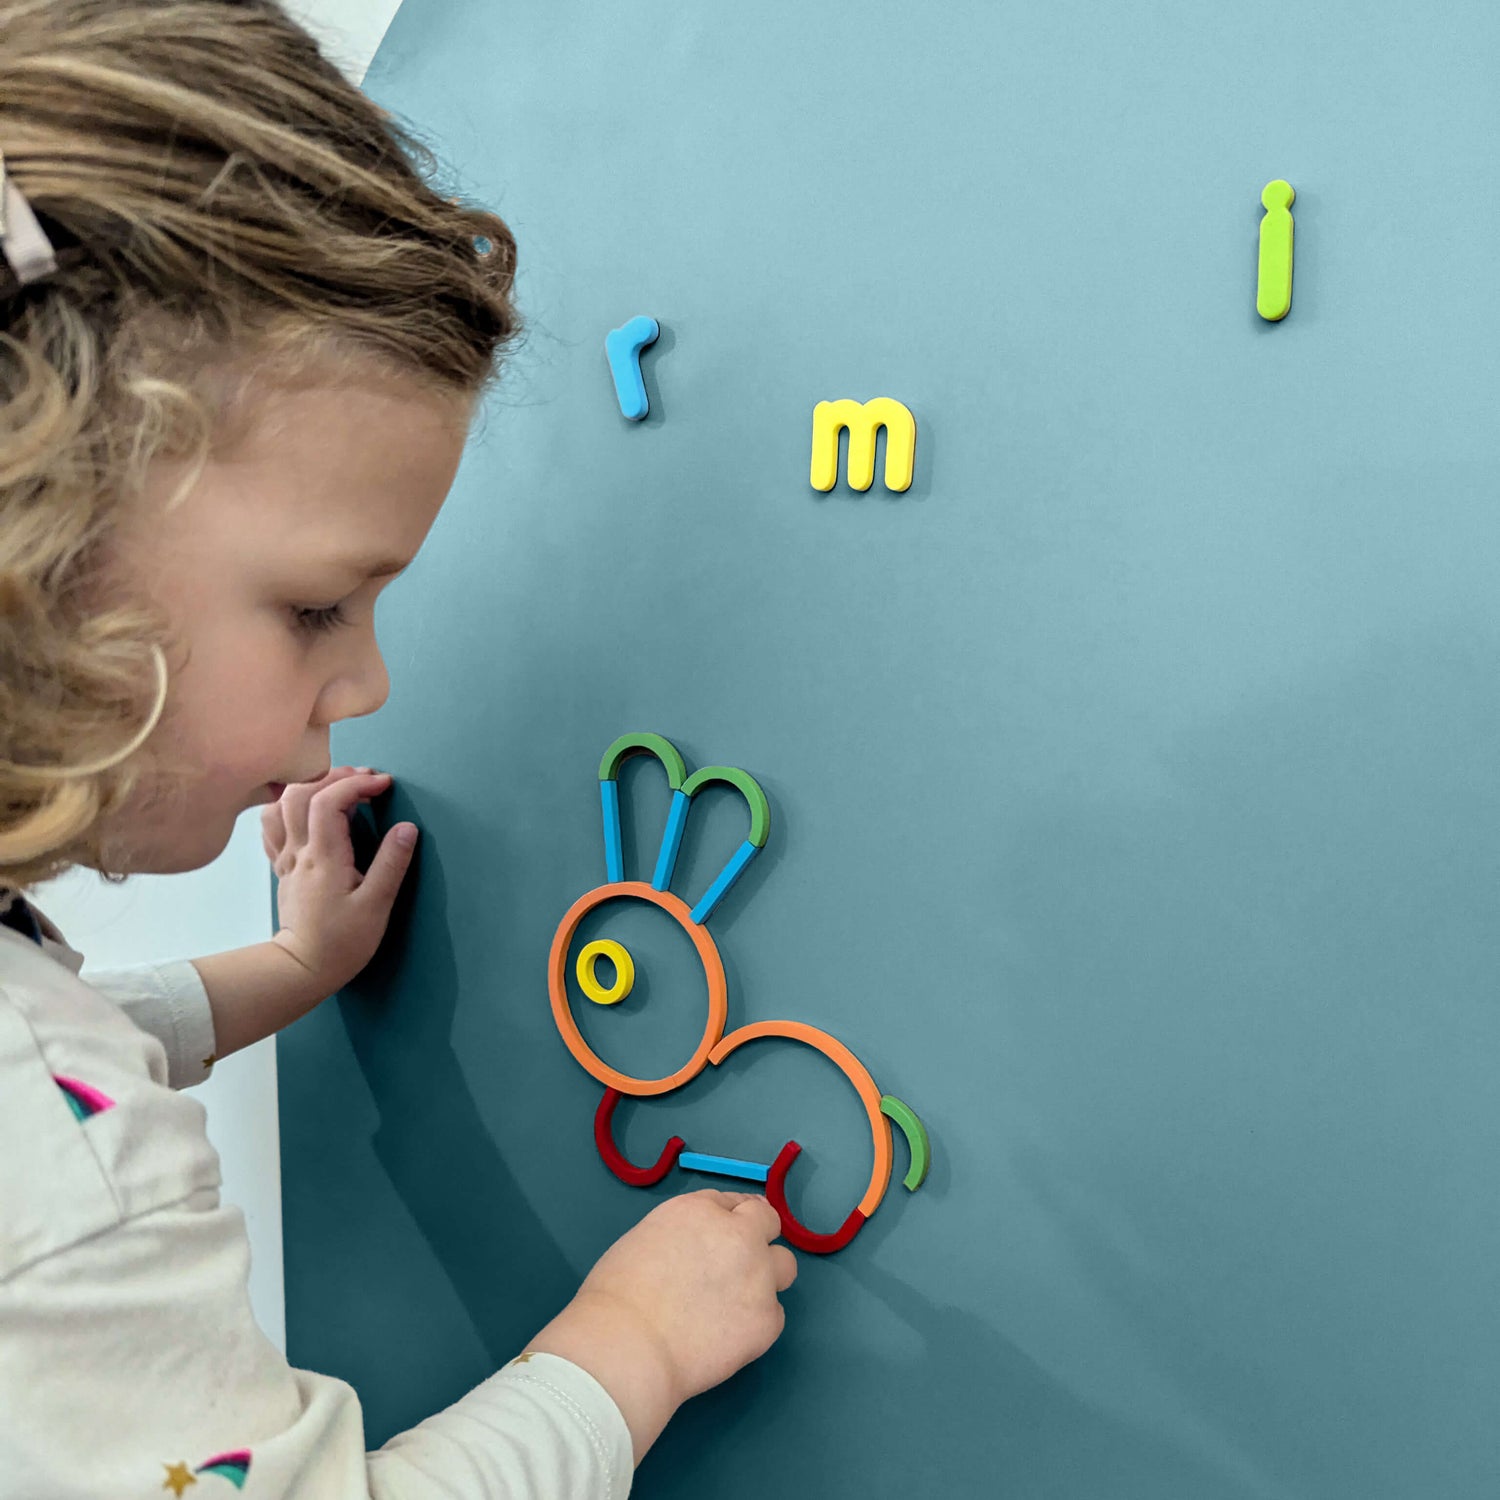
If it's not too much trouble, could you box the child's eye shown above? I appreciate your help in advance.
[291,602,350,635]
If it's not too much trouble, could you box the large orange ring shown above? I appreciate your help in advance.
[548,881,728,1097]
[708,1020,894,1218]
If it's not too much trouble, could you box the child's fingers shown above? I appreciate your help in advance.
[350,820,420,915]
[279,766,379,847]
[727,1195,785,1243]
[260,804,285,862]
[770,1244,798,1293]
[306,771,392,858]
[692,1189,762,1213]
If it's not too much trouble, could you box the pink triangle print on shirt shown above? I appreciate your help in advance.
[52,1074,116,1121]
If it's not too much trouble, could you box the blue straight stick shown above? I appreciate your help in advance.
[678,1151,770,1184]
[652,789,691,890]
[601,779,623,883]
[689,839,759,925]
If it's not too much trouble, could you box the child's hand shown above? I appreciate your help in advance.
[261,766,419,995]
[524,1190,797,1462]
[576,1190,796,1395]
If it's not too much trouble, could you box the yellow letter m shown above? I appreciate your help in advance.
[809,398,916,493]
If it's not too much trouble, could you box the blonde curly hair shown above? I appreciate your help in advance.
[0,0,519,891]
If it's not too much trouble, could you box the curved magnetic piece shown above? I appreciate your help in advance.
[549,881,729,1096]
[765,1141,867,1253]
[577,938,635,1005]
[708,1019,893,1218]
[680,766,771,848]
[595,1087,684,1186]
[598,732,687,789]
[880,1094,931,1191]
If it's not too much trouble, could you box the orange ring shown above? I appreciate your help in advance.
[708,1020,893,1217]
[548,881,728,1097]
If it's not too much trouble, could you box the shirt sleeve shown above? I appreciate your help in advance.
[78,959,219,1090]
[2,1192,635,1498]
[0,949,635,1500]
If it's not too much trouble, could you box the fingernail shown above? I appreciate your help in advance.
[395,824,418,846]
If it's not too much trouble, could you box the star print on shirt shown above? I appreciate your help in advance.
[161,1449,252,1492]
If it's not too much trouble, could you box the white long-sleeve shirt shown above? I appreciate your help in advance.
[0,891,633,1500]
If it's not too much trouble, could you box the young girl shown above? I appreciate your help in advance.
[0,2,795,1495]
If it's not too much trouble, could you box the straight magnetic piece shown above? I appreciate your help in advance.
[601,779,624,883]
[652,789,692,891]
[689,839,759,925]
[678,1151,771,1184]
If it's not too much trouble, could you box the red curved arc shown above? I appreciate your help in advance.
[594,1087,685,1187]
[764,1140,867,1254]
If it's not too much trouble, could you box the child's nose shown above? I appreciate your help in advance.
[314,641,390,724]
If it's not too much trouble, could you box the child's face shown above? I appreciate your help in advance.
[96,368,474,876]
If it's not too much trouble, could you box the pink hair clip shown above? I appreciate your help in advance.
[0,150,59,287]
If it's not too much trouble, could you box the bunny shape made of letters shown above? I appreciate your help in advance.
[547,733,930,1253]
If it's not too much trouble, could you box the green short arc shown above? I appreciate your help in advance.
[681,766,771,847]
[880,1094,931,1191]
[598,732,687,789]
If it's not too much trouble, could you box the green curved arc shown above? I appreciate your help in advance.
[880,1094,930,1191]
[598,732,687,790]
[681,765,771,847]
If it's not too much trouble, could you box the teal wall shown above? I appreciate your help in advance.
[278,3,1500,1493]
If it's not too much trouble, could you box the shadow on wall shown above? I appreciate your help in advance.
[635,1169,1258,1500]
[278,794,583,1442]
[340,795,577,1341]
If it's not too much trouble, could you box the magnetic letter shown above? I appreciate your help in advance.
[605,314,661,419]
[810,397,917,492]
[1256,180,1295,322]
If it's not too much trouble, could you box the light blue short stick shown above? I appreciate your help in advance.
[601,780,623,883]
[678,1151,770,1184]
[689,839,759,925]
[652,790,691,891]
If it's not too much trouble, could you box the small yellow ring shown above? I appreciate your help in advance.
[577,939,635,1005]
